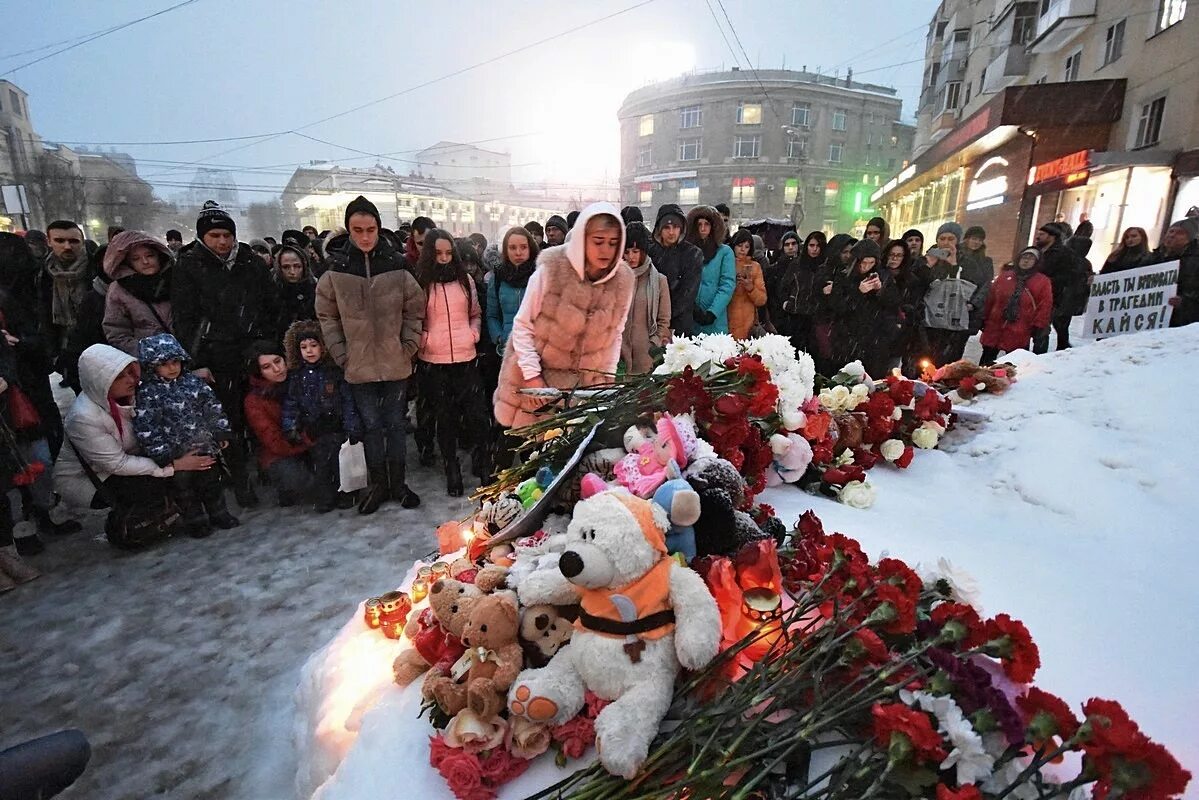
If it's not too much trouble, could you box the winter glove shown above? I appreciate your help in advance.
[692,307,717,326]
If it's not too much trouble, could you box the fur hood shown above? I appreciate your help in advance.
[283,319,329,369]
[685,206,727,261]
[103,230,173,280]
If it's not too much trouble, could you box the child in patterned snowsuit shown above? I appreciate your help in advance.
[281,320,362,513]
[134,333,238,536]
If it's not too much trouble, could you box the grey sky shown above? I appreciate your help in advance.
[3,0,931,201]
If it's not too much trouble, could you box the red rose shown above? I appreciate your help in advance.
[714,393,749,418]
[803,410,833,440]
[478,747,531,785]
[797,510,825,539]
[893,445,915,468]
[436,749,489,800]
[429,734,454,769]
[551,715,596,760]
[853,447,880,470]
[871,702,947,764]
[822,464,866,487]
[1017,687,1079,741]
[936,784,981,800]
[981,613,1040,683]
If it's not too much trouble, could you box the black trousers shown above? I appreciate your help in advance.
[208,369,249,487]
[309,431,343,504]
[171,468,227,521]
[1052,312,1073,350]
[101,474,173,509]
[0,729,91,800]
[415,361,488,464]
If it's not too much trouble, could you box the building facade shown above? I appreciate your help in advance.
[618,68,915,236]
[874,0,1199,266]
[0,80,42,230]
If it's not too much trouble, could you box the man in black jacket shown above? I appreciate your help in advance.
[647,204,704,337]
[172,201,278,508]
[1034,222,1079,350]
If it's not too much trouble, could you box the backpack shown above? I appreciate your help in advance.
[69,440,181,550]
[923,267,977,331]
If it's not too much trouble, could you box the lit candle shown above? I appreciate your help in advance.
[376,591,413,639]
[411,566,434,603]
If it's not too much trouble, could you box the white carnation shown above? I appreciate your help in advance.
[781,407,806,432]
[840,360,866,380]
[920,558,983,611]
[838,480,875,509]
[695,333,739,365]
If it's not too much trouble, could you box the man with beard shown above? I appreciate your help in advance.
[647,204,703,337]
[41,221,91,358]
[172,201,278,508]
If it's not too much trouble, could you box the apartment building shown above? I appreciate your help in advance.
[872,0,1198,264]
[618,68,915,236]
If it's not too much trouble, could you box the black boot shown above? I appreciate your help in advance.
[358,466,390,515]
[202,480,240,530]
[33,507,82,536]
[335,491,357,510]
[445,459,464,498]
[234,481,259,509]
[389,459,421,509]
[418,443,436,468]
[470,445,491,484]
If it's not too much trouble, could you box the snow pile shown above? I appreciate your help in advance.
[293,327,1199,799]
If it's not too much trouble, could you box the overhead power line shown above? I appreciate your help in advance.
[1,0,202,77]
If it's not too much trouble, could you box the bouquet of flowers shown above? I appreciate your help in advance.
[531,511,1191,800]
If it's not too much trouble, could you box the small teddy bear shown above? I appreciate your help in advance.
[765,433,814,487]
[424,593,524,720]
[651,461,702,562]
[393,579,479,687]
[518,603,578,668]
[507,491,721,779]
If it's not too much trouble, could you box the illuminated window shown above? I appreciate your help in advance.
[680,105,703,128]
[736,102,762,124]
[733,135,761,159]
[1158,0,1186,32]
[679,179,699,205]
[784,178,799,205]
[1135,96,1166,148]
[731,177,756,204]
[791,103,810,127]
[832,109,847,131]
[678,138,702,161]
[638,183,653,205]
[639,114,654,136]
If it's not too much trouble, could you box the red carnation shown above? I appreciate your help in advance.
[915,387,952,421]
[872,702,947,764]
[876,558,922,597]
[664,368,712,417]
[583,690,610,720]
[982,614,1040,683]
[714,393,749,417]
[822,464,867,487]
[748,381,780,417]
[1082,698,1144,762]
[1017,688,1080,741]
[797,510,825,539]
[1081,699,1192,800]
[865,391,896,422]
[936,784,981,800]
[848,629,890,664]
[868,583,917,635]
[931,602,984,646]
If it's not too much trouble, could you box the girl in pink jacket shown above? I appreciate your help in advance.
[415,230,487,497]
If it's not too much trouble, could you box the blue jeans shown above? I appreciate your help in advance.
[350,380,408,470]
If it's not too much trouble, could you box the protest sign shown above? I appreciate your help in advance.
[1082,261,1178,339]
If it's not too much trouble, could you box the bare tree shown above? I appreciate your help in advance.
[20,152,87,224]
[246,198,283,238]
[91,177,158,232]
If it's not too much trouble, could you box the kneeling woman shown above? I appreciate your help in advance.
[53,344,214,545]
[243,341,315,507]
[493,203,633,468]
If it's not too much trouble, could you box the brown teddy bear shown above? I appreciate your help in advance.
[423,594,523,720]
[519,604,577,668]
[932,360,1017,399]
[392,579,480,687]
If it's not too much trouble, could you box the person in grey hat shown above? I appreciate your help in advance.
[1142,220,1199,327]
[647,204,704,336]
[544,215,568,247]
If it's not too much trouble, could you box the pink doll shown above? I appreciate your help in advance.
[613,414,698,497]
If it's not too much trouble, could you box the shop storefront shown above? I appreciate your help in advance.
[873,80,1125,261]
[1170,150,1199,228]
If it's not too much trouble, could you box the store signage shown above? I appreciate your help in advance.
[1030,150,1091,186]
[632,170,697,183]
[965,156,1009,211]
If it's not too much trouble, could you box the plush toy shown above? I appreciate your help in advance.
[424,593,524,720]
[505,532,580,607]
[507,491,721,779]
[765,433,815,487]
[613,414,699,498]
[393,578,480,687]
[932,359,1016,399]
[473,564,510,593]
[477,494,523,535]
[651,461,702,562]
[519,603,578,668]
[685,458,767,558]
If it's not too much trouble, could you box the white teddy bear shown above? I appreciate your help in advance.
[506,490,721,779]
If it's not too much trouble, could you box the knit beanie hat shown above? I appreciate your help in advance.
[653,203,686,233]
[936,221,963,242]
[545,215,568,235]
[196,200,236,238]
[1017,246,1042,266]
[620,205,645,225]
[901,228,923,242]
[963,225,986,240]
[850,238,883,263]
[344,195,381,229]
[1038,222,1065,240]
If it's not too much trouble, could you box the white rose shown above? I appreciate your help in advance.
[879,439,906,462]
[911,424,941,450]
[830,385,851,408]
[781,408,806,432]
[841,360,866,380]
[839,480,876,509]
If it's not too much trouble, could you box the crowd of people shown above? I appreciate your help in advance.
[0,196,1196,593]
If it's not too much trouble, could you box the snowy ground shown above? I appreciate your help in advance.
[294,326,1198,800]
[2,326,1195,799]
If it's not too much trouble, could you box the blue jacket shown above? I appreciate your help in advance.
[133,334,231,466]
[695,244,736,334]
[484,272,527,350]
[281,361,362,439]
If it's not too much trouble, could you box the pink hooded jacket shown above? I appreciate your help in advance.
[418,278,481,365]
[102,230,174,355]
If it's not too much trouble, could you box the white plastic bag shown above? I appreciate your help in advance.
[338,441,368,493]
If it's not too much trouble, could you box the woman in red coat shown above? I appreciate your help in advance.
[980,247,1053,365]
[242,340,315,506]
